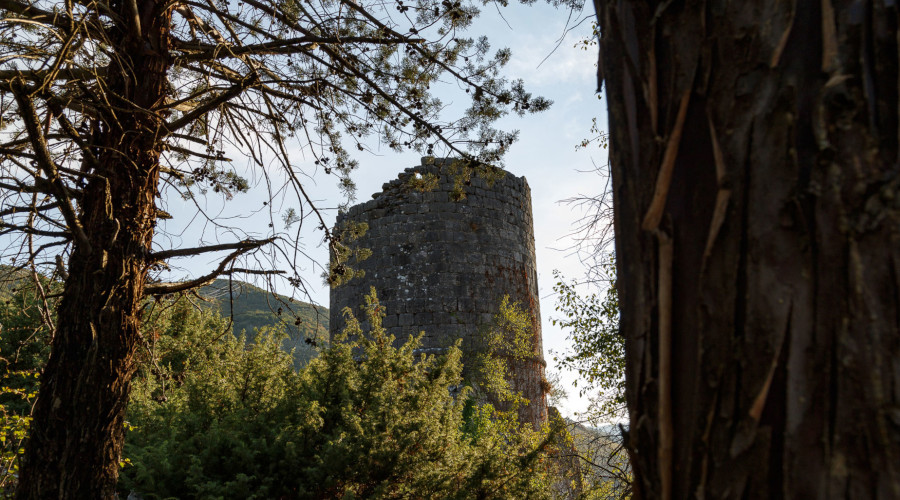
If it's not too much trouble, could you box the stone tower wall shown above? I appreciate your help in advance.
[330,157,547,427]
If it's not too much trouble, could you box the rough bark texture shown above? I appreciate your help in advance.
[15,3,171,497]
[596,1,900,498]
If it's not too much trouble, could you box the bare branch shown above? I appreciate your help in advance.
[164,75,258,133]
[0,68,100,83]
[0,201,61,217]
[10,81,91,251]
[164,143,231,162]
[47,100,101,170]
[0,222,70,238]
[149,237,274,261]
[0,0,69,26]
[145,267,283,295]
[0,178,83,199]
[0,0,109,40]
[174,34,422,62]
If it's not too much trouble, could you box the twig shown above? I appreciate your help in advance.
[150,237,274,261]
[10,80,92,252]
[145,237,282,295]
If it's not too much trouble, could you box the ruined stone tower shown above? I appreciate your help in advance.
[329,157,547,427]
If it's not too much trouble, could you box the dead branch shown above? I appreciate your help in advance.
[10,81,90,251]
[149,237,275,261]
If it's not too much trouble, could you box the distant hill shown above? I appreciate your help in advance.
[0,266,330,368]
[0,264,41,288]
[197,279,329,367]
[0,265,58,304]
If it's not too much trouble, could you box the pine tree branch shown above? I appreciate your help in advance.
[163,75,258,133]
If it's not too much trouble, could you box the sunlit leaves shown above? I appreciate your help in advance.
[0,277,56,494]
[551,256,623,414]
[326,220,370,287]
[121,288,559,498]
[466,295,536,408]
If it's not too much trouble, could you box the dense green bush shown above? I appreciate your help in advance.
[120,288,559,499]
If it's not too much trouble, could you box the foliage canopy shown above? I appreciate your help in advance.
[1,285,566,497]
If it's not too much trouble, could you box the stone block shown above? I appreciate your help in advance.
[382,314,399,328]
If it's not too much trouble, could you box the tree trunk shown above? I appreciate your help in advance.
[16,4,171,497]
[596,1,900,498]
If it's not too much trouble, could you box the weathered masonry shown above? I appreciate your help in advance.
[329,157,548,427]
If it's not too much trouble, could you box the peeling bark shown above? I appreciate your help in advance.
[596,1,900,498]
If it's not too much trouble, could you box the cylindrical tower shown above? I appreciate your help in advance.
[330,157,547,427]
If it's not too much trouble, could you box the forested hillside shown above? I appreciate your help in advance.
[197,280,329,367]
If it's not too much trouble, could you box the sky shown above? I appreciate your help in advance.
[157,0,612,419]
